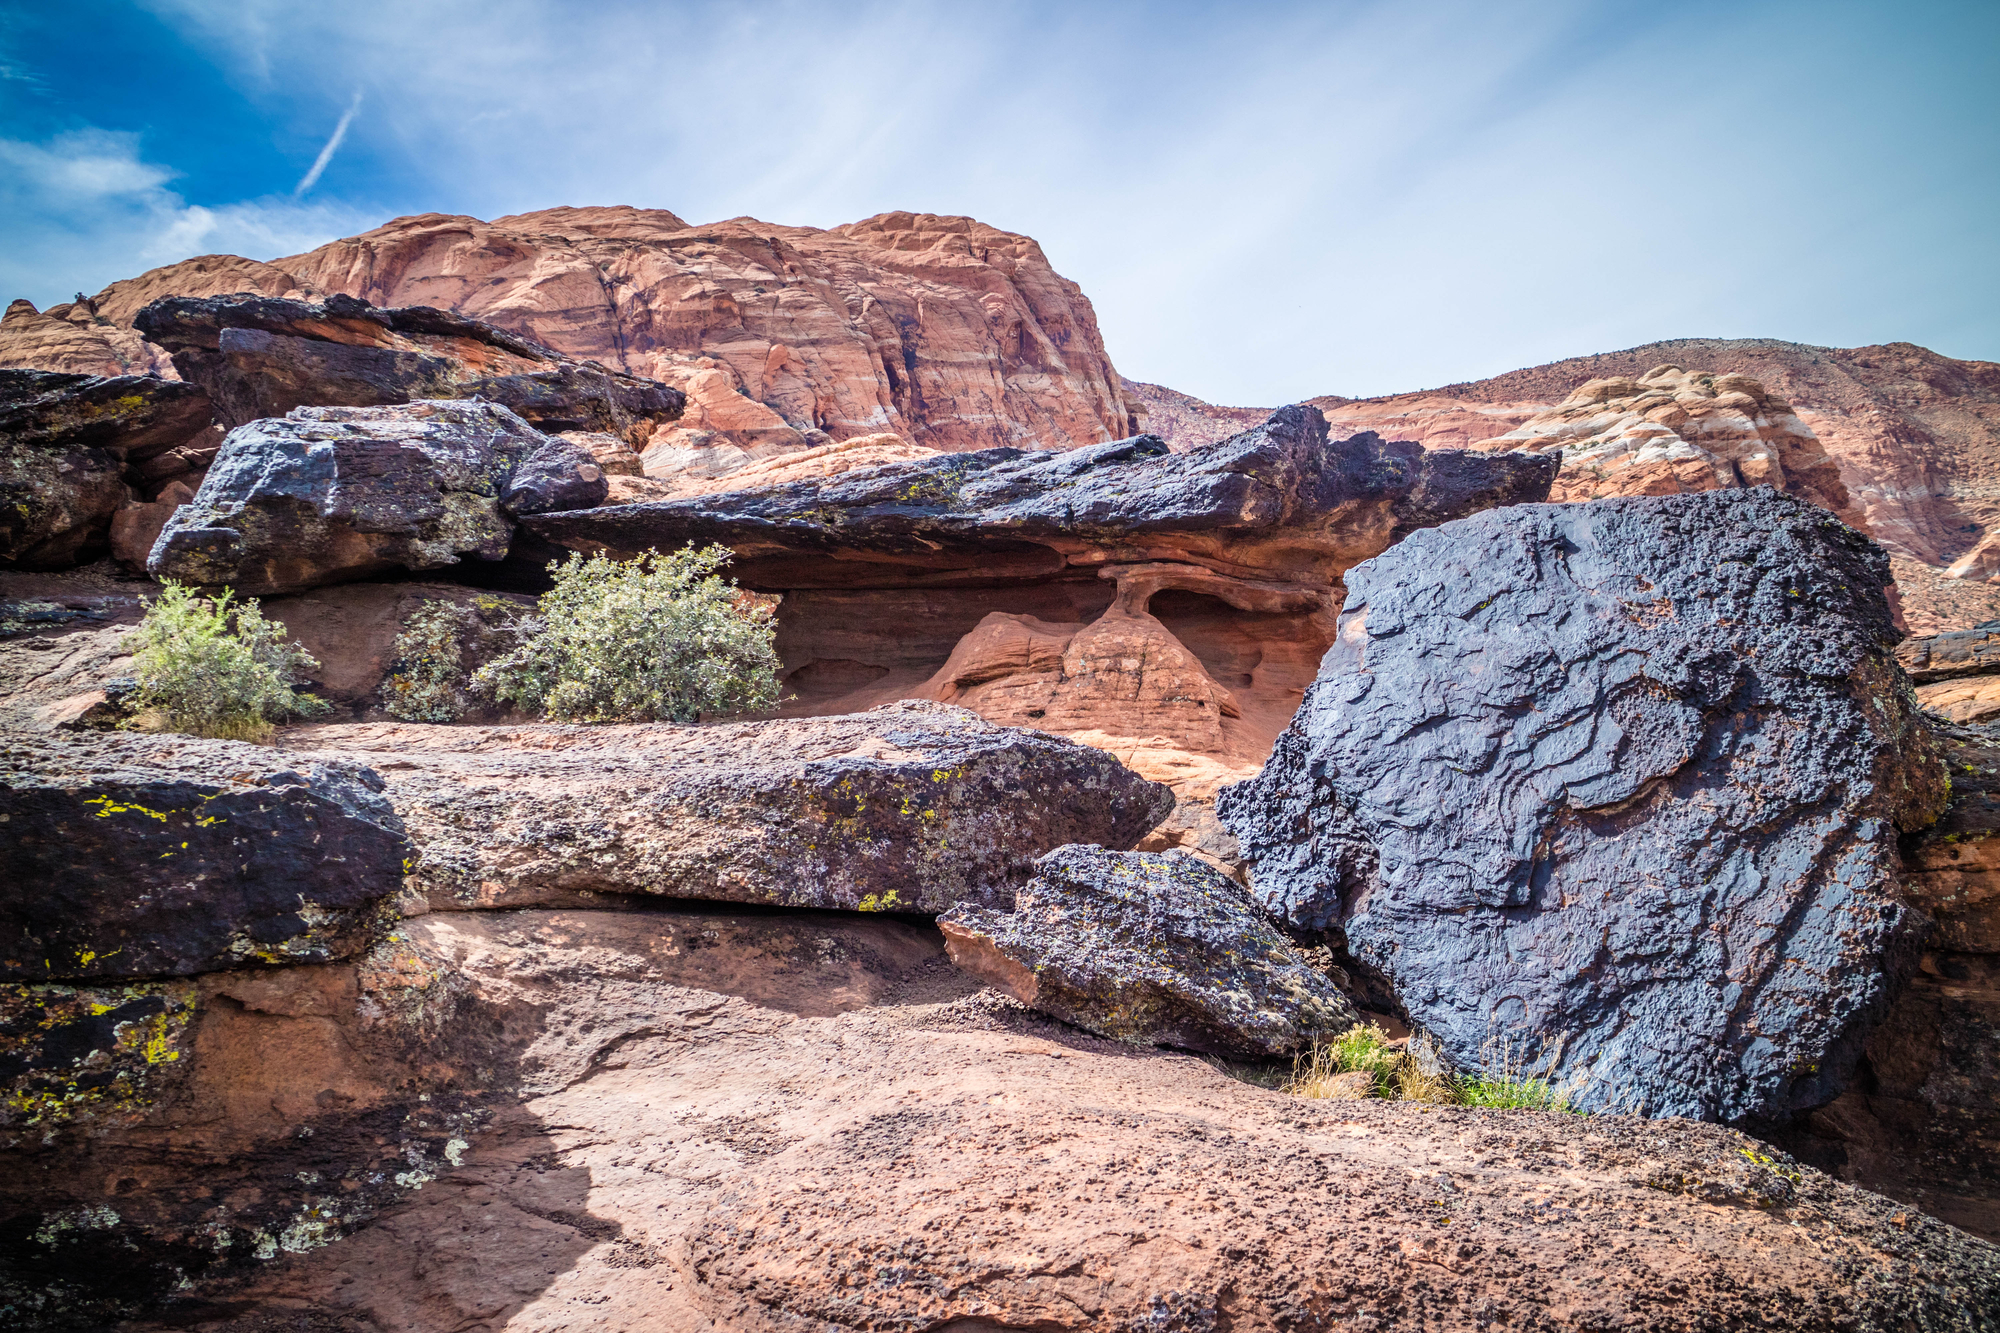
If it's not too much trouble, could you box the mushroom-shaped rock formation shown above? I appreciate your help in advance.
[148,400,607,594]
[525,405,1557,818]
[941,845,1358,1058]
[287,701,1174,914]
[1219,487,1948,1124]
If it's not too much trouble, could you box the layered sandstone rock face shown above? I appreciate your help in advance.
[1472,365,1865,525]
[1,207,1142,501]
[1273,339,2000,632]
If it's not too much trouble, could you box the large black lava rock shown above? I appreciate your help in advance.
[149,400,606,594]
[1218,488,1947,1123]
[0,732,409,980]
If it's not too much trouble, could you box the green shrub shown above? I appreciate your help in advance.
[1281,1026,1588,1112]
[473,546,782,724]
[381,601,480,722]
[128,581,329,741]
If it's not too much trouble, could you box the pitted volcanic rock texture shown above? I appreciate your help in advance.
[941,845,1358,1057]
[1220,488,1947,1123]
[0,731,407,980]
[150,400,604,594]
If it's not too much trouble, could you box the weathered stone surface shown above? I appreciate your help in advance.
[0,732,408,981]
[527,406,1555,592]
[1900,620,2000,683]
[107,480,194,571]
[284,701,1173,914]
[528,408,1553,800]
[941,845,1357,1057]
[0,370,210,568]
[133,291,686,435]
[1476,365,1864,528]
[1220,488,1948,1123]
[11,907,1992,1333]
[149,400,597,594]
[1775,718,2000,1241]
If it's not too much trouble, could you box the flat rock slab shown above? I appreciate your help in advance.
[133,291,685,434]
[1221,488,1947,1124]
[285,700,1173,914]
[523,404,1558,590]
[942,845,1357,1057]
[70,907,2000,1333]
[0,732,408,980]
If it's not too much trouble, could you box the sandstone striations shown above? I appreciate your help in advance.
[1476,364,1864,525]
[1221,488,1947,1124]
[0,207,1144,500]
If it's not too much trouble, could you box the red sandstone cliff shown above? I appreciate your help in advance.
[1131,339,2000,633]
[2,207,1141,474]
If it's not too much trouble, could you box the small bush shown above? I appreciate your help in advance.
[381,601,480,722]
[128,581,329,741]
[473,546,781,724]
[1285,1023,1402,1099]
[1281,1025,1588,1112]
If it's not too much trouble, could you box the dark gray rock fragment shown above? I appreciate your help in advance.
[148,400,602,594]
[134,292,684,433]
[0,732,409,980]
[1218,488,1948,1123]
[0,370,210,568]
[939,844,1358,1057]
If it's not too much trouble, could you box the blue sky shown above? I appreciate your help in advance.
[2,0,1995,403]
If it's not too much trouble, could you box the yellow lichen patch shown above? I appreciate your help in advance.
[0,981,197,1132]
[84,795,171,822]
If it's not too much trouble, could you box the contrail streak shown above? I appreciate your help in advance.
[294,91,362,195]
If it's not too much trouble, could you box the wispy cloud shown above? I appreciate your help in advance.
[0,127,371,307]
[294,89,361,195]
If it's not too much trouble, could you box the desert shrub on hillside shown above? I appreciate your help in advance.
[128,581,329,741]
[474,546,781,724]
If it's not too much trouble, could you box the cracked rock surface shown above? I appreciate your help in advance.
[25,906,1988,1333]
[941,845,1358,1058]
[149,400,606,595]
[285,701,1173,915]
[0,731,408,981]
[1221,487,1948,1124]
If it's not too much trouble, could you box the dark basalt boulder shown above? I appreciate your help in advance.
[521,404,1559,590]
[133,291,685,434]
[287,701,1175,914]
[0,370,211,568]
[939,844,1358,1057]
[0,732,408,981]
[148,400,607,594]
[1218,487,1948,1124]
